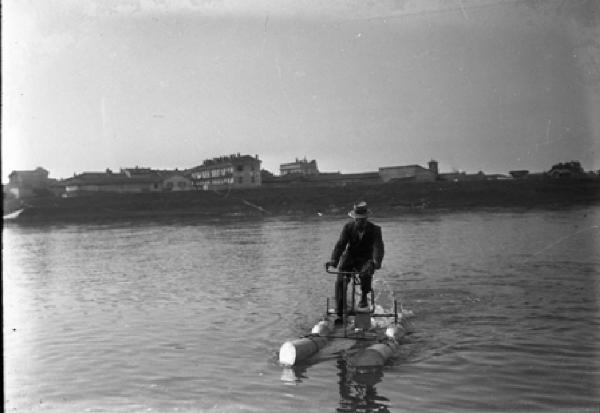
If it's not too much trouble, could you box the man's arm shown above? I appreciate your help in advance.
[372,225,384,269]
[330,223,351,266]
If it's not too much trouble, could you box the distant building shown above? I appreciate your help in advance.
[6,167,52,198]
[61,168,200,196]
[190,154,261,190]
[260,169,275,181]
[280,157,319,176]
[438,171,466,182]
[262,171,381,187]
[509,170,529,179]
[438,171,489,182]
[162,173,194,191]
[428,160,439,176]
[320,172,381,185]
[62,169,164,196]
[378,161,438,183]
[121,167,154,177]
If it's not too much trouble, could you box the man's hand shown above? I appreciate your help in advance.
[325,260,337,270]
[361,260,375,274]
[361,260,381,274]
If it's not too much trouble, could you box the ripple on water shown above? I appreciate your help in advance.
[4,209,600,412]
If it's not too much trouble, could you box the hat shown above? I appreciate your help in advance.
[348,201,371,218]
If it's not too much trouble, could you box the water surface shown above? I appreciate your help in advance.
[4,207,599,412]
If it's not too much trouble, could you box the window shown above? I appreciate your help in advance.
[237,165,244,172]
[238,177,243,184]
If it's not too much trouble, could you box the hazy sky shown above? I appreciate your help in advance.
[2,0,599,180]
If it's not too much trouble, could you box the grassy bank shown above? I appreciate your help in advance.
[12,178,600,222]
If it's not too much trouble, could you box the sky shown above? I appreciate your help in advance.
[2,0,599,181]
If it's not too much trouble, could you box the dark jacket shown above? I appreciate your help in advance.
[330,220,384,268]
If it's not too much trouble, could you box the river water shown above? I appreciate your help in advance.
[3,207,600,412]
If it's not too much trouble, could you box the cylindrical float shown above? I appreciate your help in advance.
[279,321,331,366]
[311,320,330,335]
[385,325,404,339]
[349,341,400,367]
[348,325,406,368]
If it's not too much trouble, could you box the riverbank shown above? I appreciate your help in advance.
[8,178,600,222]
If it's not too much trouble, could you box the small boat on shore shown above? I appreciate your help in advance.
[3,208,24,220]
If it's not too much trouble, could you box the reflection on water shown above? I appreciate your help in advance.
[337,360,389,413]
[3,207,600,412]
[281,354,390,412]
[281,366,306,384]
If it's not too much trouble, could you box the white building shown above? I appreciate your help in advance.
[379,160,438,183]
[190,154,262,190]
[280,157,319,176]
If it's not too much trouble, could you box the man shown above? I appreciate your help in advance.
[325,201,384,325]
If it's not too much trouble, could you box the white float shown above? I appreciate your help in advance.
[348,324,407,368]
[279,321,331,366]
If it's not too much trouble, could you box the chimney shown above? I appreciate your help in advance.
[428,160,439,176]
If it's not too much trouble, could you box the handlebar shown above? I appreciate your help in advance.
[325,266,363,287]
[325,267,359,275]
[325,260,376,275]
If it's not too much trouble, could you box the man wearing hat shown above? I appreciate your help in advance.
[325,201,384,324]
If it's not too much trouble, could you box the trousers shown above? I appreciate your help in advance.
[334,254,374,316]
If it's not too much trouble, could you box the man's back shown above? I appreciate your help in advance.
[332,220,384,265]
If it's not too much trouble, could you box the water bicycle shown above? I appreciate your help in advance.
[279,267,413,368]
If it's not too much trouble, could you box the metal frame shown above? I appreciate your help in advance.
[325,267,398,337]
